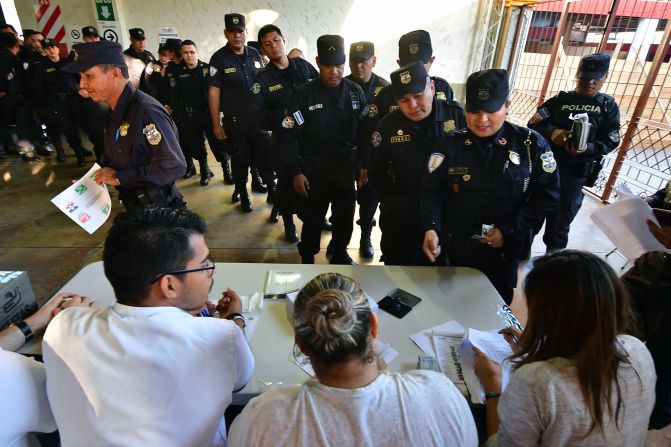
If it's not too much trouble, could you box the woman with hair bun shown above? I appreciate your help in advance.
[474,250,656,446]
[229,273,478,446]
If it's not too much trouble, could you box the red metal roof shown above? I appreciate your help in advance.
[534,0,671,19]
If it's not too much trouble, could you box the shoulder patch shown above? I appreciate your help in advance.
[143,124,162,146]
[371,131,381,147]
[608,130,620,144]
[209,66,218,76]
[428,153,445,173]
[368,104,378,118]
[252,82,261,94]
[281,116,295,129]
[541,150,557,173]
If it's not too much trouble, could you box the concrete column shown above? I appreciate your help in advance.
[626,18,659,64]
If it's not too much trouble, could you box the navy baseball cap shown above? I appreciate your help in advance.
[349,41,374,61]
[466,69,510,113]
[163,38,181,52]
[398,30,433,65]
[225,13,246,31]
[129,28,145,40]
[62,40,125,73]
[317,35,345,66]
[82,26,99,38]
[41,38,58,48]
[577,53,610,80]
[391,61,429,100]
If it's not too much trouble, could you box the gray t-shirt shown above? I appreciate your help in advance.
[488,335,656,447]
[229,369,478,446]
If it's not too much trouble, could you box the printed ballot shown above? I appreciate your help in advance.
[51,164,112,234]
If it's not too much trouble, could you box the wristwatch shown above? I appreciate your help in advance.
[225,312,246,328]
[12,320,34,341]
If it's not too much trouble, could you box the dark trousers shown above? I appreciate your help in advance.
[177,112,209,162]
[0,97,13,152]
[223,117,273,189]
[357,182,378,228]
[39,95,84,153]
[445,235,518,304]
[538,164,588,250]
[379,194,430,266]
[270,133,294,216]
[296,158,356,257]
[76,97,107,159]
[118,183,187,217]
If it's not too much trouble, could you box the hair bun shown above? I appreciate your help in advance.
[308,289,357,340]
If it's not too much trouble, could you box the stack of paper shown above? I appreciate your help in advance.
[568,113,591,152]
[460,329,513,404]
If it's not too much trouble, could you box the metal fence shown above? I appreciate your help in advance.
[507,0,671,202]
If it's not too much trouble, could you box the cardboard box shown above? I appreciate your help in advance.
[0,271,38,331]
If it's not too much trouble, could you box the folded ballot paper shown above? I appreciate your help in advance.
[264,270,302,298]
[568,113,591,153]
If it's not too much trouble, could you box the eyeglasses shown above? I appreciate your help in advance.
[149,258,216,284]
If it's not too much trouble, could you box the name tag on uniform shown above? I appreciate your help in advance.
[46,68,56,72]
[224,67,236,74]
[308,104,323,111]
[390,130,410,143]
[269,84,282,92]
[448,167,468,175]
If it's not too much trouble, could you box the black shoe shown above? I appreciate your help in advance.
[269,205,280,223]
[56,149,66,163]
[322,217,333,231]
[284,225,299,243]
[359,226,374,259]
[199,159,211,186]
[266,183,276,204]
[80,147,94,157]
[240,192,253,212]
[330,252,356,265]
[223,163,234,185]
[231,190,241,203]
[183,163,196,179]
[301,255,315,264]
[326,239,335,256]
[251,179,267,193]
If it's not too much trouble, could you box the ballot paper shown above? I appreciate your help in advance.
[51,163,112,234]
[568,113,591,152]
[292,339,399,377]
[409,320,466,358]
[264,270,302,298]
[591,195,671,260]
[460,328,514,404]
[432,334,469,396]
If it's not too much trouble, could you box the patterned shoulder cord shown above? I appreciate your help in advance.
[523,131,532,193]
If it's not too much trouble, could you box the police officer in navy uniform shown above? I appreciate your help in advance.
[281,35,367,265]
[124,28,156,94]
[422,69,560,304]
[170,39,223,186]
[254,24,318,241]
[33,38,90,165]
[528,53,620,252]
[64,41,187,216]
[370,61,465,266]
[0,32,23,158]
[342,41,390,259]
[208,13,272,213]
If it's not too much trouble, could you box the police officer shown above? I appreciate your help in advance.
[160,38,183,110]
[344,41,390,259]
[281,34,367,265]
[370,61,465,265]
[170,39,225,186]
[0,32,22,158]
[33,38,90,165]
[421,69,560,304]
[144,43,167,101]
[254,24,318,242]
[63,41,187,215]
[124,28,156,94]
[208,13,272,212]
[528,53,620,252]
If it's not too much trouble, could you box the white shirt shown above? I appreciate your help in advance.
[228,369,479,447]
[0,349,57,447]
[487,335,656,447]
[43,303,254,447]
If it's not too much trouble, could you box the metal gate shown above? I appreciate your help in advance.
[506,0,671,202]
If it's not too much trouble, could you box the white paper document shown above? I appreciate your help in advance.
[432,334,469,396]
[460,328,514,404]
[409,320,466,358]
[568,112,591,152]
[50,163,112,234]
[591,196,671,259]
[264,270,302,298]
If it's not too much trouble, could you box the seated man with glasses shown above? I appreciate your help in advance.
[42,208,254,447]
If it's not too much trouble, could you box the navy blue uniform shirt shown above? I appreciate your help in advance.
[253,56,318,131]
[281,77,367,176]
[421,122,560,256]
[528,90,620,167]
[103,82,186,189]
[208,44,263,117]
[345,72,390,104]
[169,60,211,121]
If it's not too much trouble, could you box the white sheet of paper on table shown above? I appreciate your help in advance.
[460,328,514,404]
[409,320,466,358]
[432,334,469,396]
[50,163,112,234]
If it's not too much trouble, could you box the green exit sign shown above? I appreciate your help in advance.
[95,0,115,21]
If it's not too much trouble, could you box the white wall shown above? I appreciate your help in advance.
[14,0,484,100]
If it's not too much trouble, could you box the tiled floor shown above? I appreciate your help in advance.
[0,152,625,323]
